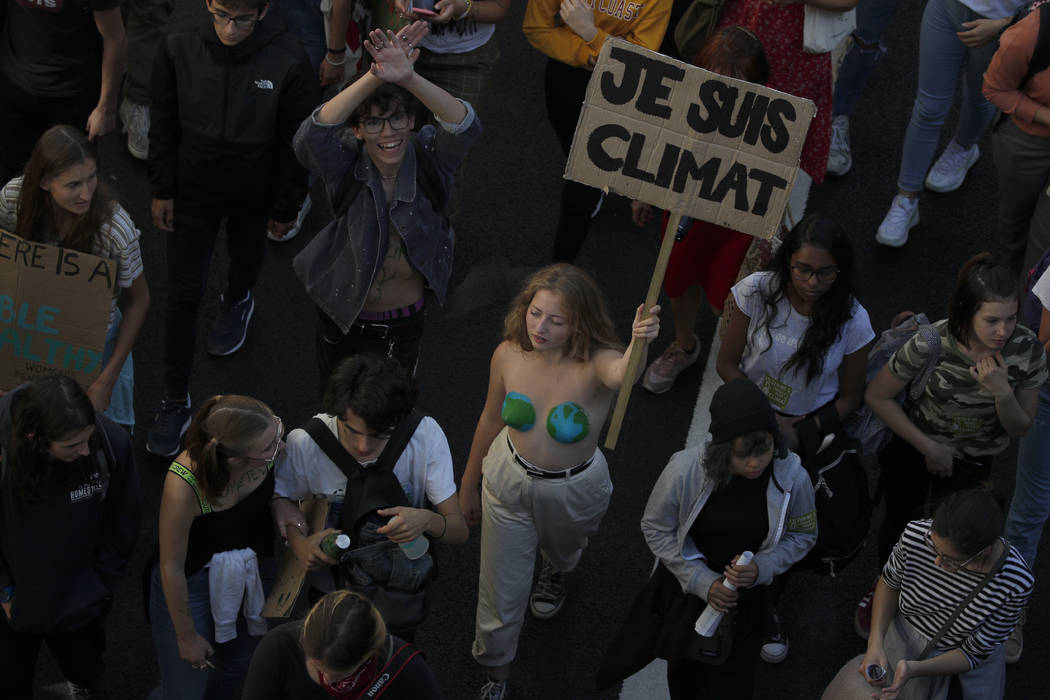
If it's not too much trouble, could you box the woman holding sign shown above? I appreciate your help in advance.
[458,264,659,700]
[0,125,150,430]
[523,0,672,263]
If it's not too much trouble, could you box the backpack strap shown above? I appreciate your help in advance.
[906,324,943,403]
[301,412,425,536]
[1024,3,1050,84]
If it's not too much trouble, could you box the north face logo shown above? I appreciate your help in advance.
[254,79,274,90]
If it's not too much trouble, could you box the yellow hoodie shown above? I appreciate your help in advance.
[523,0,672,68]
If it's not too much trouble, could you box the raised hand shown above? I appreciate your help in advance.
[364,29,421,84]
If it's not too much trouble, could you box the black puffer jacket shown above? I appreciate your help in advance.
[148,14,320,222]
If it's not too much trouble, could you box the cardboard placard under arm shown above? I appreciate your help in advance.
[262,499,331,618]
[0,229,113,390]
[564,38,816,240]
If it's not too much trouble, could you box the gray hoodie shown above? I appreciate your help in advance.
[641,445,817,601]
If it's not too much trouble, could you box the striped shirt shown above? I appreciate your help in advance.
[883,520,1033,669]
[0,176,144,327]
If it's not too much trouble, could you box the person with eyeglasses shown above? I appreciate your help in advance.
[856,253,1046,641]
[718,213,874,455]
[717,213,873,665]
[148,394,284,699]
[242,590,442,699]
[145,0,320,458]
[0,375,141,699]
[270,355,468,641]
[292,23,480,390]
[822,490,1032,700]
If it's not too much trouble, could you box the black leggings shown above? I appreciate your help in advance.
[877,434,992,562]
[163,206,268,398]
[0,610,107,698]
[544,58,604,263]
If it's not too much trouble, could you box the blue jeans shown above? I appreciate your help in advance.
[1005,384,1050,566]
[101,307,135,429]
[278,0,326,69]
[148,564,265,700]
[897,0,999,192]
[832,0,900,116]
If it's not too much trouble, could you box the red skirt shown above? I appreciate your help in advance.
[661,213,752,312]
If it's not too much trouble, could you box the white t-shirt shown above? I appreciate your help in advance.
[732,271,875,415]
[961,0,1025,20]
[275,414,457,512]
[419,18,494,54]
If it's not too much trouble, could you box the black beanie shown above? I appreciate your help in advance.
[709,378,777,444]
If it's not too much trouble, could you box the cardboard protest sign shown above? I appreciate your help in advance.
[263,499,331,618]
[0,229,113,390]
[565,38,816,240]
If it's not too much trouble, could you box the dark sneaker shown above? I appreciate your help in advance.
[854,579,877,640]
[146,396,191,457]
[529,555,565,619]
[477,679,508,700]
[760,610,789,663]
[206,292,254,356]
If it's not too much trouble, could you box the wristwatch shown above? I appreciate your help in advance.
[0,585,13,603]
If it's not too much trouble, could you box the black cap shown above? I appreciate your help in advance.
[709,378,777,444]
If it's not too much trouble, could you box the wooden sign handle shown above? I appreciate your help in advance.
[605,212,683,450]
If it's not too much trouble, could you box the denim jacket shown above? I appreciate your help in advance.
[292,102,481,333]
[640,445,817,601]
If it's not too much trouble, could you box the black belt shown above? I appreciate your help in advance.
[506,436,594,479]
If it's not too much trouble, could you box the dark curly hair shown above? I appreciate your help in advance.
[747,213,858,383]
[322,355,418,433]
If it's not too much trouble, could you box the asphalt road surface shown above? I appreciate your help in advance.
[26,0,1050,697]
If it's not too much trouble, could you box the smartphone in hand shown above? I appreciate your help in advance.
[410,0,438,16]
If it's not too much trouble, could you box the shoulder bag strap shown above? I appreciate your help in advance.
[370,641,425,698]
[917,543,1010,660]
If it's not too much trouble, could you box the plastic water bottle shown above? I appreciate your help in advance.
[694,551,754,637]
[319,533,351,562]
[388,516,430,560]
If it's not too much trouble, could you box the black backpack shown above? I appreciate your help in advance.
[798,433,871,577]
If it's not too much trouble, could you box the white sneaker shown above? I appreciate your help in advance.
[826,115,852,176]
[119,98,150,160]
[876,194,919,247]
[924,141,979,193]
